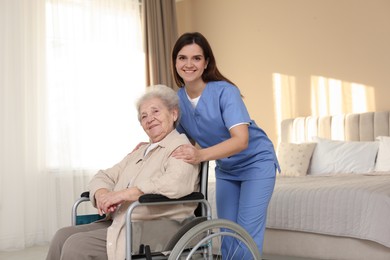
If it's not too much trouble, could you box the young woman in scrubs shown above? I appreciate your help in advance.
[171,32,280,258]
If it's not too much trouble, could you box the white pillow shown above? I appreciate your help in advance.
[375,136,390,172]
[308,137,379,175]
[277,142,316,176]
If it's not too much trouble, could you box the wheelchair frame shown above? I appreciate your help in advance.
[72,161,261,260]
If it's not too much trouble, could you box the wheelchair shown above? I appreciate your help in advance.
[72,161,261,260]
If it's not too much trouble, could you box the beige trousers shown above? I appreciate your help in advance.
[46,221,111,260]
[46,218,189,260]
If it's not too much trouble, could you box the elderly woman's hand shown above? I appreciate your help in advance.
[95,189,122,215]
[171,144,202,165]
[95,187,144,215]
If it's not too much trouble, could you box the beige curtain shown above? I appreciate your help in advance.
[0,0,145,250]
[142,0,178,89]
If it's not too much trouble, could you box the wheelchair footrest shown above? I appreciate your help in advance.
[130,244,167,260]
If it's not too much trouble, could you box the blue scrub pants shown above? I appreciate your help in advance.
[216,166,276,258]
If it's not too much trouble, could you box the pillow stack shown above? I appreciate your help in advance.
[277,136,390,176]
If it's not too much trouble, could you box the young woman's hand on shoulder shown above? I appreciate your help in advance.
[172,144,203,164]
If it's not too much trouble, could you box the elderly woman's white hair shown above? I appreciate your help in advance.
[136,85,180,127]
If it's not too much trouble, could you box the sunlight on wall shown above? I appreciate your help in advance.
[273,73,375,144]
[311,76,375,116]
[273,73,297,144]
[310,77,344,115]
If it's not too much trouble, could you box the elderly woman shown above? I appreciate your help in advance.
[46,85,200,260]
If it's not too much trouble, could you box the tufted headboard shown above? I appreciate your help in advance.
[281,111,390,143]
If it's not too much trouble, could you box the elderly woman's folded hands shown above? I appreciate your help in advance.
[95,187,144,216]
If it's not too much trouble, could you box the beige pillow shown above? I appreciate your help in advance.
[277,142,316,176]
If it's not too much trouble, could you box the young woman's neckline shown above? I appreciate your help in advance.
[184,81,207,99]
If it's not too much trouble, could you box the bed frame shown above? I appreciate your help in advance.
[263,111,390,260]
[280,111,390,143]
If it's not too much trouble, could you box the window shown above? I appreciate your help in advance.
[46,0,147,170]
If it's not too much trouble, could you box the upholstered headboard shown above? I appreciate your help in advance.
[281,111,390,143]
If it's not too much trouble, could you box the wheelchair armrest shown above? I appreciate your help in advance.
[77,191,204,204]
[138,192,204,203]
[72,191,92,226]
[78,191,204,202]
[73,191,205,226]
[80,191,90,198]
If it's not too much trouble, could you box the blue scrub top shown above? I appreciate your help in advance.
[177,81,279,180]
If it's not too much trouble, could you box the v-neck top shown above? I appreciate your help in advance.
[177,81,279,180]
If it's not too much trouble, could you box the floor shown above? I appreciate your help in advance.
[0,245,49,260]
[0,245,317,260]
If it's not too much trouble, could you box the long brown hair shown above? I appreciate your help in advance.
[171,32,236,88]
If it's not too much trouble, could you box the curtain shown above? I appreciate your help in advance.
[142,0,178,89]
[0,0,146,251]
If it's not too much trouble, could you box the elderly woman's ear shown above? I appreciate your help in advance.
[172,109,179,123]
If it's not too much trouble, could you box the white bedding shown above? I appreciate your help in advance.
[266,173,390,248]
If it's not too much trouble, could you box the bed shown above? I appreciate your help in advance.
[263,111,390,260]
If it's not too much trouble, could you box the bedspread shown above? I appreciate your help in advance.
[266,174,390,248]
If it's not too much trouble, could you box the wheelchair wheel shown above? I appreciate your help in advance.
[164,217,208,251]
[168,219,261,260]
